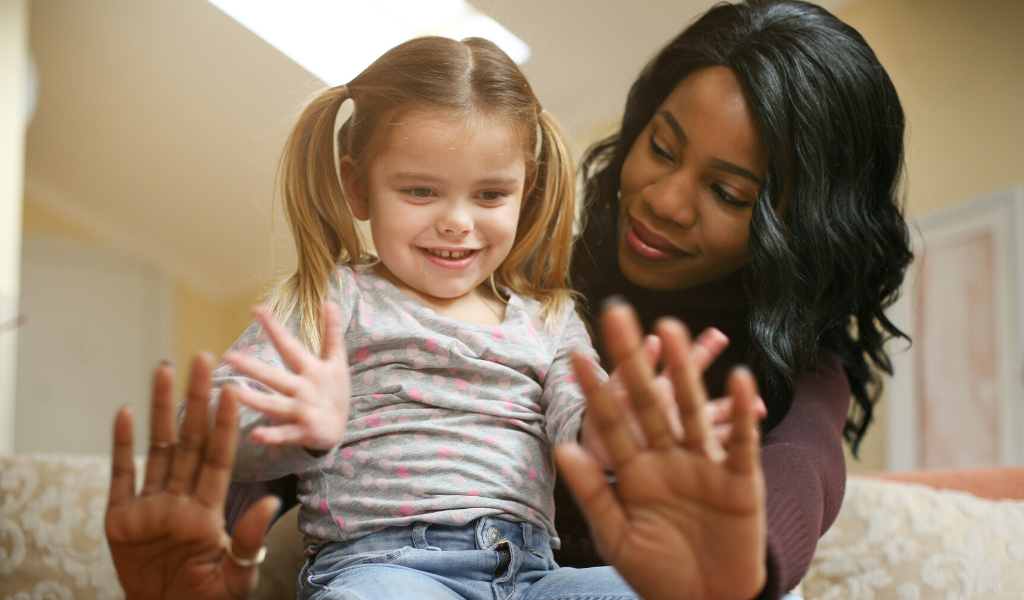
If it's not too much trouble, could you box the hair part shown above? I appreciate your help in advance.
[268,36,578,353]
[579,0,912,453]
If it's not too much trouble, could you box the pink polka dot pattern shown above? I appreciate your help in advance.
[217,265,603,547]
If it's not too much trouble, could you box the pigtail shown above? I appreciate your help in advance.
[498,109,579,326]
[267,84,365,353]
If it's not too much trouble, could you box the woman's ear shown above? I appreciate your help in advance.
[339,156,369,220]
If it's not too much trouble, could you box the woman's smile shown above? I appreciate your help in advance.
[624,216,693,262]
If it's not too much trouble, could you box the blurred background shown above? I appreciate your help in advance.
[0,0,1021,472]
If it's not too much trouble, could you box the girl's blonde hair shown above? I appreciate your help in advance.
[268,36,578,352]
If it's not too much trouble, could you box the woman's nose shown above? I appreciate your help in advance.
[644,171,698,228]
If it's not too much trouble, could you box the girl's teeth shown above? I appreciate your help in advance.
[429,249,471,259]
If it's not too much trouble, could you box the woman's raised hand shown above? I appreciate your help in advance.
[223,302,350,451]
[105,356,279,600]
[559,302,767,600]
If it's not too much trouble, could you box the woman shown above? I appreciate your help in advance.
[106,1,911,599]
[555,1,910,598]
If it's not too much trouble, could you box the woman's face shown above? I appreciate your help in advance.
[618,66,768,291]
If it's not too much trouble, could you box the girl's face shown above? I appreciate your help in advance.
[343,111,526,307]
[618,66,768,291]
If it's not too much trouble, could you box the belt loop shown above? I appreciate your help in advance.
[521,521,533,551]
[412,522,430,549]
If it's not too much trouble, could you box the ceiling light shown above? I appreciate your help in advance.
[207,0,530,85]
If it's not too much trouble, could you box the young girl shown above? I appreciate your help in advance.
[214,36,641,599]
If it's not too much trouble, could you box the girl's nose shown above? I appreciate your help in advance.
[644,171,698,229]
[438,203,473,235]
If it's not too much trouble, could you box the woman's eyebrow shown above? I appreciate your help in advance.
[657,110,762,185]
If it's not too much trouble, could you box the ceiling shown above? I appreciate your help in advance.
[23,0,854,303]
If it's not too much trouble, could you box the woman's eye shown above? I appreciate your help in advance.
[648,133,673,161]
[712,184,752,208]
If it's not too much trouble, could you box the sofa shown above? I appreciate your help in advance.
[2,453,1022,599]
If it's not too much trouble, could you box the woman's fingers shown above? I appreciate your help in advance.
[724,367,761,475]
[253,306,315,374]
[141,363,177,495]
[571,351,639,468]
[226,495,281,596]
[166,354,214,495]
[193,385,242,510]
[554,443,627,559]
[108,406,137,508]
[657,318,723,460]
[600,303,675,450]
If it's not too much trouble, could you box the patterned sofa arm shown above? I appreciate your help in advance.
[0,454,124,599]
[803,467,1024,600]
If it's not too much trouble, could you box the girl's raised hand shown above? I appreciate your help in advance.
[223,302,350,451]
[559,302,766,600]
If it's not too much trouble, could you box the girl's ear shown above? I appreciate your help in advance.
[339,156,369,220]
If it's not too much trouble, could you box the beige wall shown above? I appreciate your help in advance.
[835,0,1024,472]
[21,199,254,393]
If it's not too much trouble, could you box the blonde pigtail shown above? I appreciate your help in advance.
[498,110,579,327]
[266,84,363,354]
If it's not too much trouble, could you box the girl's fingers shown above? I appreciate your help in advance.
[571,351,639,469]
[253,306,315,374]
[235,387,298,421]
[321,301,344,361]
[108,406,136,508]
[166,354,214,495]
[724,367,761,475]
[642,334,661,367]
[705,395,768,427]
[194,385,242,509]
[249,423,309,446]
[554,443,627,560]
[141,363,177,495]
[657,318,722,460]
[690,327,729,374]
[223,351,301,398]
[600,303,675,451]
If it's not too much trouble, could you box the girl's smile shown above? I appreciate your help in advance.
[341,110,526,319]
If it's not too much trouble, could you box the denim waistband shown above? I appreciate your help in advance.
[315,517,551,558]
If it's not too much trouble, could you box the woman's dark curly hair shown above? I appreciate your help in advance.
[579,0,913,452]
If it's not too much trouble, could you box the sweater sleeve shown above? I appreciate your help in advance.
[755,349,850,600]
[541,305,603,446]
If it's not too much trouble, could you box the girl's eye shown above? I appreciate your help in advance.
[478,191,508,203]
[711,184,753,209]
[648,133,673,161]
[405,188,434,199]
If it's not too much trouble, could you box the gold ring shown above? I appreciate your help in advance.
[225,541,267,568]
[149,440,174,450]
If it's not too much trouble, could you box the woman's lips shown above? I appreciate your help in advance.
[625,218,690,262]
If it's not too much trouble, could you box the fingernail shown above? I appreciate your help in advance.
[600,294,627,312]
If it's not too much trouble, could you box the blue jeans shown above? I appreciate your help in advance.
[299,517,641,600]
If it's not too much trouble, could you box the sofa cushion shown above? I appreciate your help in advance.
[0,453,124,600]
[803,476,1024,600]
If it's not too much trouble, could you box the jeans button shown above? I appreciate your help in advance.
[486,526,502,545]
